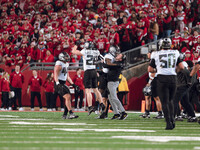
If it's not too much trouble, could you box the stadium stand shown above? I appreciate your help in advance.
[0,0,199,67]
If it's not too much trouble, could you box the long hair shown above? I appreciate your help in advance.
[46,72,53,82]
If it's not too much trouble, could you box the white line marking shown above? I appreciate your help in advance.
[53,128,155,132]
[112,136,200,142]
[194,147,200,150]
[0,118,46,121]
[9,121,96,126]
[0,115,19,118]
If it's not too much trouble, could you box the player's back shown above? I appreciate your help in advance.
[81,48,100,71]
[151,50,180,76]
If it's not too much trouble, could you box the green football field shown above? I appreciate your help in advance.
[0,111,200,150]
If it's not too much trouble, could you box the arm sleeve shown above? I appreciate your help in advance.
[149,59,156,68]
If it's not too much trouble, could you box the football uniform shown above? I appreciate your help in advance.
[54,60,70,97]
[149,49,182,128]
[80,48,100,88]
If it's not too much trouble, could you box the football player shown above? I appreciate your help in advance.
[72,40,105,115]
[54,52,79,119]
[148,38,184,130]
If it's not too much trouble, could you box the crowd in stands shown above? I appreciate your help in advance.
[0,0,200,66]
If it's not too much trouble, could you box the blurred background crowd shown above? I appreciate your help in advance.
[0,0,199,67]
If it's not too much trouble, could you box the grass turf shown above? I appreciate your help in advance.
[0,111,200,150]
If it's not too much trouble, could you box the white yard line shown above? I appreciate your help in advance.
[53,128,155,132]
[0,118,46,121]
[9,121,96,126]
[0,115,19,118]
[112,136,200,142]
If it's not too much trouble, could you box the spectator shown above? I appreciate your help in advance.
[42,50,54,63]
[149,17,159,42]
[162,10,172,38]
[27,70,43,111]
[43,72,54,111]
[73,68,84,111]
[117,74,129,106]
[10,64,24,111]
[0,72,10,110]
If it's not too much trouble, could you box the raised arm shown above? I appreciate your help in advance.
[72,45,83,56]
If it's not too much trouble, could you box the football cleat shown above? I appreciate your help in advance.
[139,113,150,118]
[187,117,197,122]
[119,112,128,120]
[68,113,79,119]
[111,114,120,120]
[165,122,174,130]
[88,106,94,116]
[175,116,184,121]
[153,113,164,119]
[97,112,108,119]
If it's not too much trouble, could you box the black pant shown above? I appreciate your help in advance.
[174,86,195,117]
[53,92,64,108]
[45,92,54,109]
[157,77,176,124]
[117,92,126,105]
[31,92,42,109]
[189,87,200,112]
[1,92,9,109]
[74,90,84,109]
[13,88,22,107]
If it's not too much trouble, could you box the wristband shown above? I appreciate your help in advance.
[56,81,59,85]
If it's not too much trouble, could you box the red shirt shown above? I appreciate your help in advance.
[28,76,42,92]
[72,74,84,90]
[10,71,24,88]
[42,54,54,63]
[43,79,54,93]
[0,78,10,92]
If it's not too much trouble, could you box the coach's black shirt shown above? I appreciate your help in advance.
[103,61,122,82]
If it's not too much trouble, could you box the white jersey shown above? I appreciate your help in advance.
[151,50,180,75]
[55,60,69,81]
[102,53,115,73]
[80,48,100,71]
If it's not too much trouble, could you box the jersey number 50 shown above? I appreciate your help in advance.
[159,53,176,68]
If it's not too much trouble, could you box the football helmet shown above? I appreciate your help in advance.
[58,51,70,62]
[109,45,120,57]
[143,85,152,96]
[84,41,95,49]
[161,38,172,49]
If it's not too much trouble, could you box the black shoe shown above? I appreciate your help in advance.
[171,121,175,129]
[153,113,164,119]
[165,122,174,130]
[175,116,184,121]
[111,114,120,120]
[139,113,150,118]
[181,113,188,119]
[97,112,108,119]
[68,113,79,119]
[119,112,128,120]
[187,117,197,122]
[88,106,94,116]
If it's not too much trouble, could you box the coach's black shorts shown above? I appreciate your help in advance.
[54,80,70,97]
[83,69,98,88]
[151,77,158,97]
[98,72,108,90]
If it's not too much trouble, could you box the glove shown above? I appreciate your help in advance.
[72,84,80,92]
